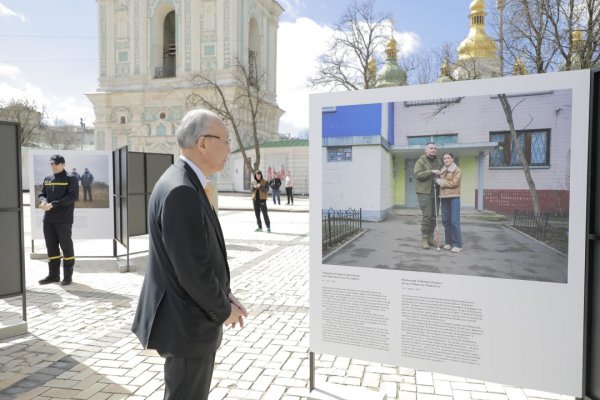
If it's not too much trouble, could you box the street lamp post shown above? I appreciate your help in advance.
[80,118,85,150]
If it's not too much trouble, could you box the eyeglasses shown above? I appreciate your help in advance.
[202,134,231,146]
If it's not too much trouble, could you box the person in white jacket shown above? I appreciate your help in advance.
[284,173,294,205]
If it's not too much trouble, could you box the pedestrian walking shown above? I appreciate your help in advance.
[80,168,94,201]
[285,172,294,205]
[252,170,271,232]
[436,152,463,253]
[38,154,79,286]
[269,173,282,205]
[414,142,442,249]
[132,109,247,400]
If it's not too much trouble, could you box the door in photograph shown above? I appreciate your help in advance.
[405,159,418,208]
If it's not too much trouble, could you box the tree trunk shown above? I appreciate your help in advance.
[498,94,542,220]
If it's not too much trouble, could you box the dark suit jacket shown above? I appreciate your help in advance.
[132,159,231,358]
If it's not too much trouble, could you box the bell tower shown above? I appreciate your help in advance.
[87,0,284,157]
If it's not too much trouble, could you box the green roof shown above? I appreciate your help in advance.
[232,139,308,153]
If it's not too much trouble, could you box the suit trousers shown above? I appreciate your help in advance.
[163,353,216,400]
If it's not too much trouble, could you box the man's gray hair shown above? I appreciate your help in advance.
[176,108,221,149]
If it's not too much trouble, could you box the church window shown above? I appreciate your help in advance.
[118,51,128,63]
[204,45,215,56]
[248,18,260,87]
[120,116,126,124]
[156,124,167,136]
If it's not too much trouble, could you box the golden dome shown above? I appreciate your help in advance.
[470,0,486,12]
[376,37,407,87]
[440,58,452,76]
[368,57,377,75]
[457,0,498,60]
[513,58,528,75]
[386,37,397,50]
[437,59,454,83]
[385,37,398,60]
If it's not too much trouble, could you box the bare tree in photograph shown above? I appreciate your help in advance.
[308,0,392,90]
[498,93,541,217]
[0,98,46,145]
[186,58,272,175]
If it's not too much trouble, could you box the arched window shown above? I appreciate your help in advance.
[248,18,260,87]
[162,11,176,77]
[156,123,167,136]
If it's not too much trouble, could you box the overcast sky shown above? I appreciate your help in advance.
[0,0,478,135]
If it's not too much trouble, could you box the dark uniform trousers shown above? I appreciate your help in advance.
[43,221,75,279]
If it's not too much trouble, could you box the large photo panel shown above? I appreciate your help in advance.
[30,150,114,240]
[309,70,590,395]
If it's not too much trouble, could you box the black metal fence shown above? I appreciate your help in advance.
[513,210,549,235]
[322,208,362,250]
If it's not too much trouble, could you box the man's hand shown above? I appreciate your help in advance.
[226,293,248,329]
[224,303,246,329]
[431,169,441,176]
[39,202,53,211]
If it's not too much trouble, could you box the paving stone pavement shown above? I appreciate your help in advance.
[0,195,576,399]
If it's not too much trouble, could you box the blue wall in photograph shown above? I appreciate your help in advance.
[322,103,382,137]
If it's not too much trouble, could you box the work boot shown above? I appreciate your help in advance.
[61,278,72,286]
[428,236,437,247]
[39,275,60,285]
[421,237,430,250]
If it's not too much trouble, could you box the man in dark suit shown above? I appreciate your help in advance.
[132,109,247,399]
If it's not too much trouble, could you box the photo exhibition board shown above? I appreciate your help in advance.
[30,150,114,240]
[308,70,590,395]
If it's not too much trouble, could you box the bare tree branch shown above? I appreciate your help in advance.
[0,98,46,145]
[498,93,541,218]
[308,0,392,90]
[187,58,272,176]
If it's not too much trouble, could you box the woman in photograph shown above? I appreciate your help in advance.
[251,170,271,232]
[436,153,463,253]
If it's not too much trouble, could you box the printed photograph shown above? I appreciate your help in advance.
[321,89,572,283]
[33,153,111,209]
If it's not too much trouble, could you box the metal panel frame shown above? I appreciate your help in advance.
[0,122,26,321]
[584,67,600,400]
[112,148,173,270]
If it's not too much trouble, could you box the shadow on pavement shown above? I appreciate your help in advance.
[324,213,567,283]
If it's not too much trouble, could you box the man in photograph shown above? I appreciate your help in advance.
[414,142,442,249]
[71,168,81,182]
[38,154,79,286]
[132,109,247,399]
[80,167,94,201]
